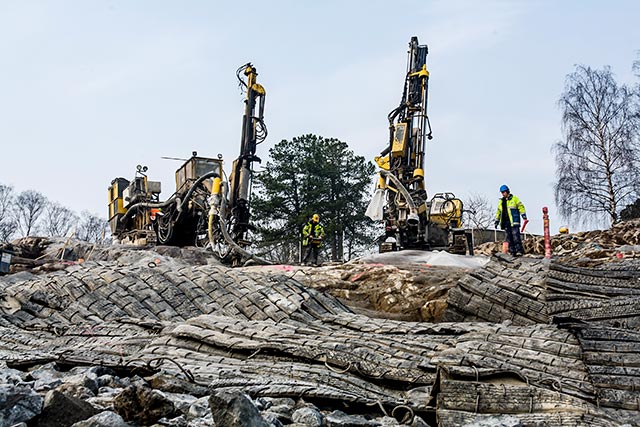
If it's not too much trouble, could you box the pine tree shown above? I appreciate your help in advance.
[251,134,378,262]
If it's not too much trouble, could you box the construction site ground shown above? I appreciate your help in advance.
[1,220,640,426]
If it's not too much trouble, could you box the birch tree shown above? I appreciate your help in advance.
[554,65,640,226]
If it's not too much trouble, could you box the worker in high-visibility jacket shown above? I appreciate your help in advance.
[301,213,325,266]
[494,185,527,256]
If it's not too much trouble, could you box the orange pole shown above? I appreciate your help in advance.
[543,207,552,259]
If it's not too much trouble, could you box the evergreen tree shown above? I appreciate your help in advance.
[251,134,378,263]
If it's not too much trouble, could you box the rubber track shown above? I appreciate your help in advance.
[1,257,639,424]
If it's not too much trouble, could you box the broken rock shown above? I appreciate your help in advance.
[291,406,323,426]
[208,390,270,427]
[113,383,176,425]
[31,389,99,427]
[0,384,43,426]
[70,410,129,427]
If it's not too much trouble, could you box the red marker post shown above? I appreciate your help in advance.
[542,207,552,259]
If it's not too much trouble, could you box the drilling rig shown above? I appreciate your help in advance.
[107,63,268,265]
[367,37,473,255]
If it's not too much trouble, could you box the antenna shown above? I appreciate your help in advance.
[161,156,188,161]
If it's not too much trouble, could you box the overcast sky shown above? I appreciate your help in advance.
[1,1,639,235]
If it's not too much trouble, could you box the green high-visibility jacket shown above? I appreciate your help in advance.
[302,221,325,247]
[495,194,527,227]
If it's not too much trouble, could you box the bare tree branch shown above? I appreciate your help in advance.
[0,184,16,242]
[554,65,640,227]
[42,202,79,238]
[463,193,494,229]
[76,211,110,244]
[12,190,47,237]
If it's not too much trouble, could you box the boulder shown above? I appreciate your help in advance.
[187,396,210,419]
[291,406,323,426]
[71,411,129,427]
[0,384,43,426]
[208,390,269,427]
[113,384,176,425]
[31,389,99,427]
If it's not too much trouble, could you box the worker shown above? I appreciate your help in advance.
[494,185,527,257]
[301,213,325,266]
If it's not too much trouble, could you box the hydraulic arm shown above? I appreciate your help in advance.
[107,62,269,266]
[367,37,472,254]
[380,36,432,185]
[227,63,267,247]
[208,63,268,264]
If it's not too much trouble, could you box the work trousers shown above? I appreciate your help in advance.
[302,245,320,265]
[505,225,524,255]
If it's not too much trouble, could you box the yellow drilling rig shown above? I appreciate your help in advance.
[107,63,268,265]
[367,37,473,255]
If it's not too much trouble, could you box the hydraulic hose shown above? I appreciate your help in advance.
[164,170,218,244]
[207,212,215,252]
[174,171,220,223]
[208,181,272,266]
[379,170,419,224]
[118,196,178,226]
[119,171,219,241]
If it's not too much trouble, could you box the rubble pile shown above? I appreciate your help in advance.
[0,236,216,274]
[475,218,640,264]
[0,226,639,426]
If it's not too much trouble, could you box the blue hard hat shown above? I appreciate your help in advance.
[500,185,509,192]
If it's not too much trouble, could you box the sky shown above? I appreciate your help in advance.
[1,0,639,236]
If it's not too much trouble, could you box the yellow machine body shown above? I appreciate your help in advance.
[391,122,408,157]
[429,196,463,228]
[375,155,391,171]
[107,178,129,234]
